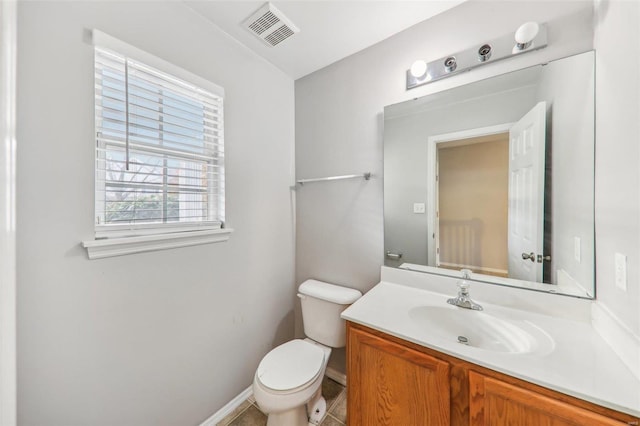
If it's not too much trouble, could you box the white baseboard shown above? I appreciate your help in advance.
[199,385,253,426]
[592,302,640,380]
[325,367,347,387]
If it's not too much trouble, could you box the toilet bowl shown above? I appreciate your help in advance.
[252,280,362,426]
[253,339,331,426]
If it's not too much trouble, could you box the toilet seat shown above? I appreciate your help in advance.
[256,339,325,393]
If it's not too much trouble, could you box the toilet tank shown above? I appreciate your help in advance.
[298,280,362,348]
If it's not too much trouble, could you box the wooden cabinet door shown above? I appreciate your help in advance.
[469,371,632,426]
[347,326,450,425]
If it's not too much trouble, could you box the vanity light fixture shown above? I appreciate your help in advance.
[513,21,540,52]
[406,21,547,90]
[444,56,457,73]
[477,44,492,62]
[410,60,428,78]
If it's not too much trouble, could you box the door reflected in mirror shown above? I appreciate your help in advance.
[383,51,595,298]
[436,130,510,279]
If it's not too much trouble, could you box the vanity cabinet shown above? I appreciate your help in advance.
[347,322,639,426]
[347,325,450,425]
[469,372,629,426]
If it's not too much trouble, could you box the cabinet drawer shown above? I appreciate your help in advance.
[469,371,634,426]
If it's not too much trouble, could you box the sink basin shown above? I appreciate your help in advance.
[408,306,554,355]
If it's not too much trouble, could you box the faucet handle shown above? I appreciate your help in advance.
[457,281,470,293]
[458,269,472,294]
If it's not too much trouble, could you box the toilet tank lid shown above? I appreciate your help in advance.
[298,280,362,304]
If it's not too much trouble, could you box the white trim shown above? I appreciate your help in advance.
[0,1,17,424]
[592,302,640,381]
[92,30,224,98]
[82,228,233,259]
[427,123,514,266]
[325,367,347,387]
[199,385,253,426]
[95,222,223,239]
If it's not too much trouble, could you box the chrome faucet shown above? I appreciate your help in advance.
[447,269,483,311]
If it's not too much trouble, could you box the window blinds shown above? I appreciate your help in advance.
[93,39,224,238]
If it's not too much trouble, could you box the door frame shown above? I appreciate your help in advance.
[427,123,513,267]
[0,1,18,425]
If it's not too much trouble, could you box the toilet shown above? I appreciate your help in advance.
[252,279,362,426]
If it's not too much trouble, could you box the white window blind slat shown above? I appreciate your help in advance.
[96,141,222,163]
[97,118,223,150]
[96,99,223,131]
[94,40,224,236]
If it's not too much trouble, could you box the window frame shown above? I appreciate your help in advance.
[83,30,232,259]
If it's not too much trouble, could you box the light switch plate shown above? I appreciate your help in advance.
[615,253,627,291]
[413,203,426,214]
[574,237,581,262]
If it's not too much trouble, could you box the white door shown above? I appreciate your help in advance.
[508,102,546,282]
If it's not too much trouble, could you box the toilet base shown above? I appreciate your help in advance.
[307,386,326,425]
[307,398,326,424]
[266,406,308,426]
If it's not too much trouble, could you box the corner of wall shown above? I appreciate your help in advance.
[592,301,640,380]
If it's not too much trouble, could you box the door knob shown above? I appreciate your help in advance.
[521,252,535,262]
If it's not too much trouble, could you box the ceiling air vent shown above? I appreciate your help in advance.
[243,3,299,47]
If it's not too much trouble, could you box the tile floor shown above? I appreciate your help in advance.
[217,377,346,426]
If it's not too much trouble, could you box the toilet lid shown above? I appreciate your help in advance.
[257,340,325,391]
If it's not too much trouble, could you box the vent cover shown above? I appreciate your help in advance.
[243,3,299,47]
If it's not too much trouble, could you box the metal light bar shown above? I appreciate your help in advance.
[406,23,548,90]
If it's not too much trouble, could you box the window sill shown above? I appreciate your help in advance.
[82,228,233,260]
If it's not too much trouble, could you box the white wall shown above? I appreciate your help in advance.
[0,1,17,425]
[17,2,295,425]
[593,0,640,337]
[295,0,594,371]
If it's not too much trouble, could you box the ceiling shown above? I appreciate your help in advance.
[185,1,465,80]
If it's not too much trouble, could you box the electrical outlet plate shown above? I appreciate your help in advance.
[615,253,627,291]
[413,203,426,214]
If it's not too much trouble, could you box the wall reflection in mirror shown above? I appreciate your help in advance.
[383,51,595,298]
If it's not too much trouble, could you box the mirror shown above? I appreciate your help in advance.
[383,51,595,298]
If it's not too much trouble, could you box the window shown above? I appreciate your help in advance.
[83,31,230,259]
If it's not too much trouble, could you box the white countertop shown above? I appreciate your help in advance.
[342,281,640,417]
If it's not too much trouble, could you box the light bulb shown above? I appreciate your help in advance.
[515,22,540,44]
[410,60,427,78]
[514,22,539,51]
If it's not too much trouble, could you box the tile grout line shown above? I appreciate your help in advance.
[328,389,347,424]
[328,389,346,413]
[326,387,346,413]
[326,413,345,425]
[327,413,346,425]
